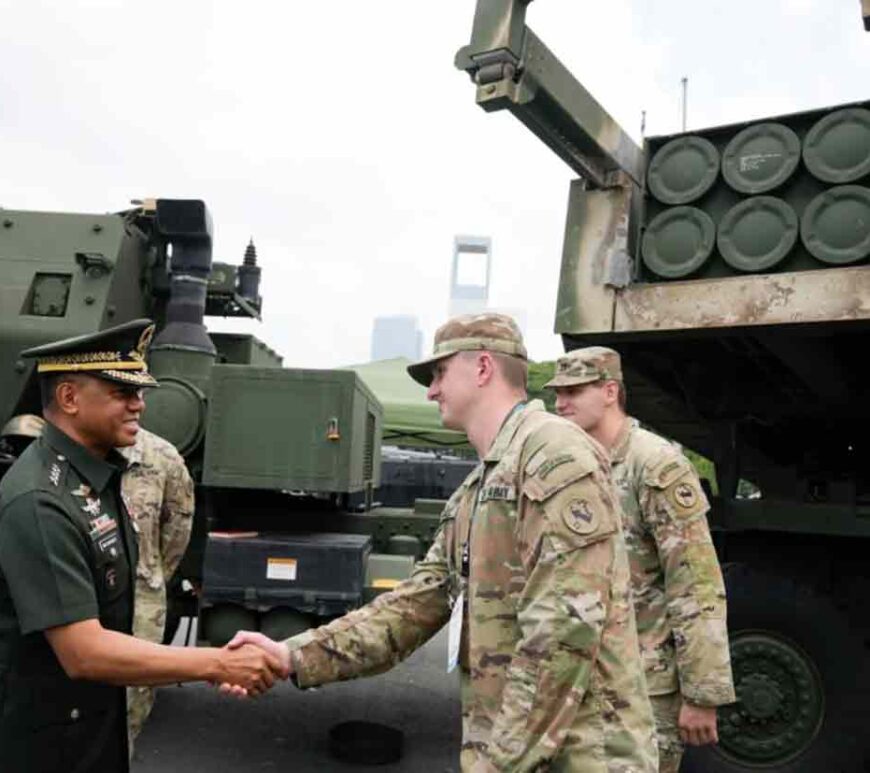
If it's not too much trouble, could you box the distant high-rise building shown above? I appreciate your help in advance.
[371,315,422,361]
[449,235,491,317]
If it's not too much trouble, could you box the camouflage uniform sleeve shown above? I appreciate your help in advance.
[642,452,736,707]
[487,436,620,770]
[158,444,194,580]
[286,508,454,687]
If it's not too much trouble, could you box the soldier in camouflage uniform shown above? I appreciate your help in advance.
[545,347,736,773]
[120,427,194,750]
[226,314,658,772]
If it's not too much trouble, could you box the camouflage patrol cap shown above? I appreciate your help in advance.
[407,312,527,387]
[20,319,159,388]
[1,414,45,440]
[544,346,623,389]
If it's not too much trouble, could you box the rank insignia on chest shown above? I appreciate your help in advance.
[89,513,116,537]
[98,533,120,559]
[82,497,102,517]
[563,498,598,535]
[49,464,61,487]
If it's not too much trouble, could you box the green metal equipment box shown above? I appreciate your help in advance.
[202,366,382,494]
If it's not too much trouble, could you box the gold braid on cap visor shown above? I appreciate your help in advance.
[36,360,148,373]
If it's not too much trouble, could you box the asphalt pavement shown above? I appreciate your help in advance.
[132,625,461,772]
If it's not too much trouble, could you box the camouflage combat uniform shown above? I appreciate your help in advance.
[120,428,194,748]
[285,401,658,772]
[545,347,735,772]
[611,418,735,771]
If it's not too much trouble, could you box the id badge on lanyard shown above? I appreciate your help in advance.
[448,475,485,673]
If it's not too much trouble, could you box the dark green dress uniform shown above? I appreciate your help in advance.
[0,424,138,772]
[0,319,156,773]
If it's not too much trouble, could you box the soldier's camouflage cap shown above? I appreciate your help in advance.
[544,346,622,389]
[1,414,46,439]
[407,312,527,387]
[20,318,159,388]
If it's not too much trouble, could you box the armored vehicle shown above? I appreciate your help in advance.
[458,2,869,771]
[0,198,442,646]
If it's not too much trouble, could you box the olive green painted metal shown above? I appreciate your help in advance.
[0,209,142,424]
[212,332,283,368]
[719,632,824,765]
[641,206,715,278]
[803,108,870,183]
[456,0,643,188]
[721,123,801,194]
[143,377,207,456]
[800,184,870,264]
[553,180,632,335]
[647,136,720,204]
[717,196,799,272]
[202,366,382,494]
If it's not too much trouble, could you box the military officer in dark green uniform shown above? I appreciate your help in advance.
[0,319,286,773]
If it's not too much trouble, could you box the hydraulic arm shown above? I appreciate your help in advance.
[455,0,642,188]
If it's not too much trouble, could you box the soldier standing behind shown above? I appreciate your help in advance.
[121,427,194,752]
[545,347,736,773]
[226,313,658,772]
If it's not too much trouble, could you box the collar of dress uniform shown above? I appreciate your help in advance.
[42,422,127,494]
[483,400,539,463]
[611,416,640,465]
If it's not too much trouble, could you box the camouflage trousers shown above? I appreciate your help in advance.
[650,692,683,773]
[127,685,157,755]
[128,582,168,756]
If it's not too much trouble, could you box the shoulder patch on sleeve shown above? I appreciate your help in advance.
[644,451,694,489]
[522,445,598,502]
[561,497,600,535]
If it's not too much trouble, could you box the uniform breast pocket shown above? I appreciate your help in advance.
[93,530,130,602]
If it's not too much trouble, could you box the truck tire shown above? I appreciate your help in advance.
[682,564,869,772]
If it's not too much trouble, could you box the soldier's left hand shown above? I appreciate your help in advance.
[678,701,718,745]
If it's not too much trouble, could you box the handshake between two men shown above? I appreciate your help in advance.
[218,631,292,696]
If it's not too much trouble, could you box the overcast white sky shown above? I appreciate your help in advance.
[0,1,867,367]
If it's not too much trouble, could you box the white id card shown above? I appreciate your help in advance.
[447,591,464,673]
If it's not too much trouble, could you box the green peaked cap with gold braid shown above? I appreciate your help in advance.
[20,318,159,387]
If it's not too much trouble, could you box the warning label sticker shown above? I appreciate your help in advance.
[266,557,298,581]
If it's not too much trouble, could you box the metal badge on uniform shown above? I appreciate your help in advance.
[98,533,121,559]
[82,497,102,517]
[105,567,117,589]
[447,591,464,674]
[49,463,61,487]
[563,498,598,535]
[71,484,92,498]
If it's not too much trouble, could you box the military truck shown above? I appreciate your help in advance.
[0,198,443,646]
[458,2,869,771]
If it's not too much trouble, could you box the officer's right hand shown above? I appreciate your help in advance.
[214,642,287,697]
[218,631,292,698]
